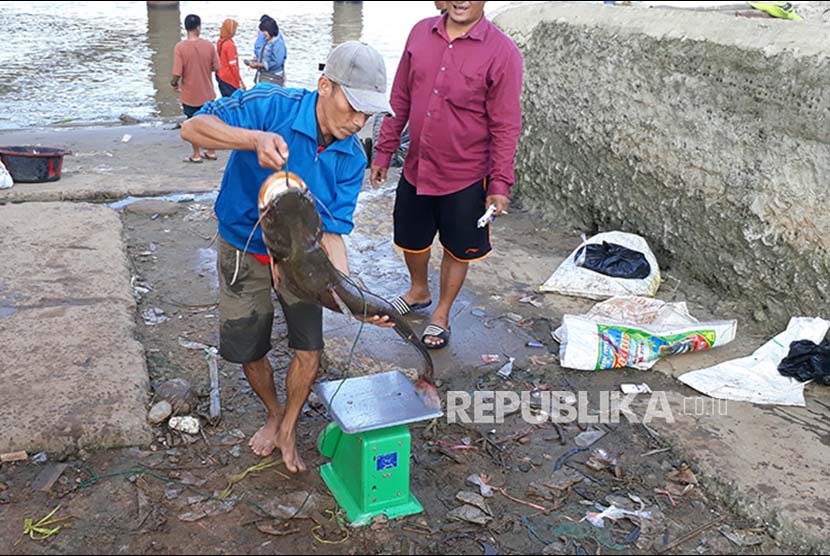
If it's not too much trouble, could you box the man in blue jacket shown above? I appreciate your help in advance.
[182,42,394,473]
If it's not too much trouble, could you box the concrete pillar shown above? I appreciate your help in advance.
[147,3,182,118]
[147,1,179,8]
[332,1,363,46]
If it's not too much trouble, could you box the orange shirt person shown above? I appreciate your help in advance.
[216,18,245,97]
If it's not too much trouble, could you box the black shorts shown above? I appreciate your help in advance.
[217,235,323,363]
[393,174,492,262]
[216,76,238,98]
[182,104,203,119]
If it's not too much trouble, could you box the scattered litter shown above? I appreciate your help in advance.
[551,520,627,551]
[506,313,524,323]
[18,505,72,542]
[141,307,169,326]
[481,542,499,556]
[545,454,588,480]
[219,457,282,499]
[666,464,698,486]
[262,491,326,519]
[679,317,830,407]
[177,510,207,522]
[447,504,492,526]
[527,341,545,349]
[749,1,802,20]
[456,491,493,515]
[121,134,132,143]
[541,232,661,300]
[491,485,550,512]
[529,354,558,366]
[621,383,652,395]
[147,401,173,425]
[165,487,183,500]
[177,337,210,350]
[256,520,300,537]
[496,357,515,379]
[0,160,13,189]
[583,504,653,528]
[558,297,736,371]
[466,473,494,498]
[168,416,200,435]
[718,525,765,547]
[1,451,28,463]
[586,448,618,473]
[471,308,487,318]
[520,295,544,308]
[31,464,68,493]
[206,347,221,424]
[481,354,501,364]
[31,452,48,464]
[777,338,830,385]
[575,429,605,448]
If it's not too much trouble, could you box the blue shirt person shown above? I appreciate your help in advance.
[180,42,395,474]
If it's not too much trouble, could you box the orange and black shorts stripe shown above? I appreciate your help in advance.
[393,174,492,262]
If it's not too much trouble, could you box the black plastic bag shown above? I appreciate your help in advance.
[574,242,651,280]
[778,338,830,385]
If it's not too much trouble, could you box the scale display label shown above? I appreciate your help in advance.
[376,452,398,471]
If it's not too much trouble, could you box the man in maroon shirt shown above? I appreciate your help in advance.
[370,1,523,349]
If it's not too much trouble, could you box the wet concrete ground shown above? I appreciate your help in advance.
[0,170,808,555]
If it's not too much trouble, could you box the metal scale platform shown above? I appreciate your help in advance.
[313,370,442,526]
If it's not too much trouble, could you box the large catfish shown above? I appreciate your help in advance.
[257,171,439,408]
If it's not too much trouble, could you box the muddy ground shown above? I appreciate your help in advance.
[0,174,801,555]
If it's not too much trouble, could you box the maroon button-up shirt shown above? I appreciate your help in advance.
[375,14,523,198]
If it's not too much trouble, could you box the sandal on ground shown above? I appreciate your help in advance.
[391,296,432,316]
[183,156,203,163]
[422,324,450,350]
[201,152,218,161]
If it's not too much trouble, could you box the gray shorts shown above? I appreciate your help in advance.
[217,235,323,363]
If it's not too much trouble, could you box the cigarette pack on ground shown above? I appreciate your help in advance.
[559,315,737,371]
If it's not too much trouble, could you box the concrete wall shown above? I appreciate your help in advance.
[494,3,830,328]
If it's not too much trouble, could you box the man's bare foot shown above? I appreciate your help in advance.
[249,414,281,457]
[274,429,306,473]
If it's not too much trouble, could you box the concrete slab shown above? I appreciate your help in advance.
[0,202,152,454]
[0,124,222,203]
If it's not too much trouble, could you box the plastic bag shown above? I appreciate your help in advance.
[679,317,830,407]
[552,296,696,343]
[0,160,13,189]
[541,232,661,300]
[575,242,651,279]
[778,338,830,385]
[559,315,737,371]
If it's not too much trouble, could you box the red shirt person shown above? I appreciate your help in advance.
[371,1,523,349]
[216,18,245,97]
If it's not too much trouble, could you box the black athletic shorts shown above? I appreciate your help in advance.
[393,174,492,262]
[182,103,203,119]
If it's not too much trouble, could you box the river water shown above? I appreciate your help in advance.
[0,1,519,130]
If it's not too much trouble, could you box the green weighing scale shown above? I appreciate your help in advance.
[314,370,443,526]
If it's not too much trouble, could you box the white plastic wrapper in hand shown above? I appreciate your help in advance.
[559,315,737,371]
[553,296,696,342]
[0,160,12,189]
[679,317,830,407]
[541,232,661,300]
